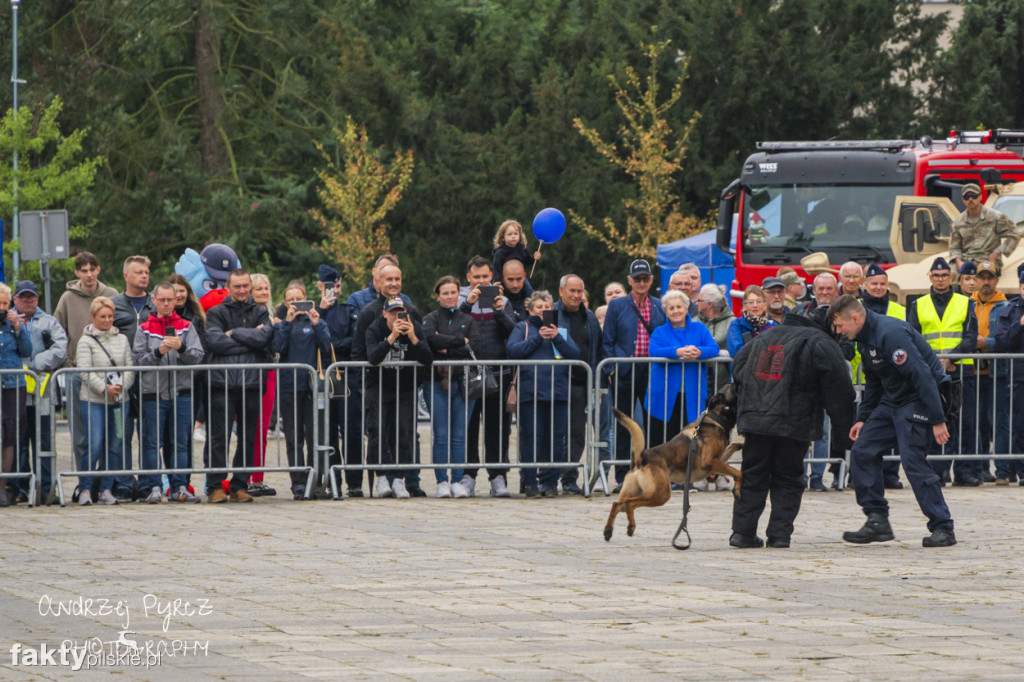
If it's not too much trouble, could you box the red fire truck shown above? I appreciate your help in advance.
[715,130,1024,305]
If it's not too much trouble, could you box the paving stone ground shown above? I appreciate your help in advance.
[1,470,1023,681]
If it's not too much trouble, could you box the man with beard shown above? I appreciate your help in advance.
[762,277,787,325]
[970,261,1008,483]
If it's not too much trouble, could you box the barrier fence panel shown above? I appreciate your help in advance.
[0,368,41,506]
[49,363,320,506]
[18,348,1024,510]
[323,359,594,499]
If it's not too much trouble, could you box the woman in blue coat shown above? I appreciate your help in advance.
[506,291,579,497]
[645,290,720,447]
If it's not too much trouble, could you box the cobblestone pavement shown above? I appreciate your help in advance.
[1,476,1023,680]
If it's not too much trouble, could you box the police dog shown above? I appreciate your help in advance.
[603,384,744,541]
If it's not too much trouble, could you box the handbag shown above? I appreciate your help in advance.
[461,346,498,402]
[317,347,349,399]
[505,370,518,412]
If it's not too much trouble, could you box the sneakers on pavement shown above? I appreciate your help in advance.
[248,482,277,497]
[145,486,162,504]
[193,425,206,442]
[450,481,468,498]
[392,478,410,499]
[229,488,254,503]
[715,475,734,492]
[98,490,119,506]
[808,476,828,492]
[436,481,452,498]
[460,475,476,498]
[375,477,393,498]
[171,486,200,503]
[561,480,583,495]
[490,475,511,498]
[78,489,93,506]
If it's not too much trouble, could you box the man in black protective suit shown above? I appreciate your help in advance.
[730,306,856,548]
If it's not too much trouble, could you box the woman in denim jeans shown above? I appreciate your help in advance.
[423,276,479,498]
[75,297,135,506]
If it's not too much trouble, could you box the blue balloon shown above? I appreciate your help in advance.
[532,207,566,243]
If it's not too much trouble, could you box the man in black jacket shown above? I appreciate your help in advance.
[205,269,275,503]
[350,262,425,496]
[366,296,433,498]
[730,308,856,548]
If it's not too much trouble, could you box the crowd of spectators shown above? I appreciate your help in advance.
[1,226,1021,507]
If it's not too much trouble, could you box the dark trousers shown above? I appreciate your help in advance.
[647,397,683,449]
[377,392,417,479]
[731,433,808,542]
[365,387,420,487]
[19,406,51,494]
[328,390,365,490]
[851,401,953,532]
[977,373,1010,477]
[207,386,261,493]
[562,383,588,484]
[1009,380,1024,479]
[518,400,569,489]
[929,371,976,480]
[465,380,511,482]
[612,365,649,483]
[280,389,315,490]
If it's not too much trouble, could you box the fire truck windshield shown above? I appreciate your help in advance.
[742,183,912,263]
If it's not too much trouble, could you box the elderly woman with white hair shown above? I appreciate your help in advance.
[645,290,719,448]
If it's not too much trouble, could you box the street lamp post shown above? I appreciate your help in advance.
[10,0,22,281]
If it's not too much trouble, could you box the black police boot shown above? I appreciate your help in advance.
[922,528,957,547]
[729,533,765,549]
[842,512,894,544]
[953,475,981,487]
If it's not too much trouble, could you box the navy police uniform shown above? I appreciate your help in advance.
[850,310,954,533]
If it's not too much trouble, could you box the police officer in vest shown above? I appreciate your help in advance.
[830,295,957,548]
[857,263,906,489]
[907,257,979,487]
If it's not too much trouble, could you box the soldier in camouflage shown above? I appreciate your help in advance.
[950,182,1019,275]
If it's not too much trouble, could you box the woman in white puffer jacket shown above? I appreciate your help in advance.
[74,297,135,506]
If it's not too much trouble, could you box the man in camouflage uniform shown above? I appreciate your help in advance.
[950,182,1019,275]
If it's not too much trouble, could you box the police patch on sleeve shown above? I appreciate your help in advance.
[892,348,907,365]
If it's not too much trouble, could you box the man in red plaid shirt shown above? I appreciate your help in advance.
[601,259,666,491]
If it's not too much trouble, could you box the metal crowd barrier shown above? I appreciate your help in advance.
[49,363,321,506]
[322,359,595,499]
[16,347,1024,510]
[0,368,41,506]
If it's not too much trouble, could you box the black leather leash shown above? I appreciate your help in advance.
[671,410,704,551]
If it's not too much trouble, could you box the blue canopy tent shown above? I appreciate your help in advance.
[656,229,735,295]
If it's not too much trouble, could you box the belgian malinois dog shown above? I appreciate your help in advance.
[603,384,744,540]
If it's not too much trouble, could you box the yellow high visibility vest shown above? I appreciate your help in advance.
[852,302,906,383]
[22,367,50,396]
[915,293,974,366]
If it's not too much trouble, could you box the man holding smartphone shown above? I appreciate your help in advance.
[459,255,517,498]
[133,281,205,503]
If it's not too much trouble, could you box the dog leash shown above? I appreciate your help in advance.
[671,410,705,550]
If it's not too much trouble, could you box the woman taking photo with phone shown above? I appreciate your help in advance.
[506,290,579,497]
[273,282,332,499]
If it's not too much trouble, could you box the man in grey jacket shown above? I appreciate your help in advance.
[13,281,68,504]
[134,281,205,504]
[204,269,274,503]
[111,255,156,501]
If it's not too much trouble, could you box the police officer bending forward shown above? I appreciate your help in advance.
[830,295,957,547]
